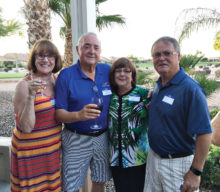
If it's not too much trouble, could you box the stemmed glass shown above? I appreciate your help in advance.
[30,70,47,97]
[90,96,103,129]
[39,79,47,96]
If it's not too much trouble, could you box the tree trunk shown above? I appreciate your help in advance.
[63,28,73,68]
[23,0,51,49]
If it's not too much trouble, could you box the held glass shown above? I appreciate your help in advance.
[90,96,103,130]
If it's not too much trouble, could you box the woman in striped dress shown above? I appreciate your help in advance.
[10,39,63,192]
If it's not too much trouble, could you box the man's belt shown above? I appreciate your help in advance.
[65,125,107,137]
[159,152,193,159]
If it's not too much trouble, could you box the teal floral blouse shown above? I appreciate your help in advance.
[108,86,150,168]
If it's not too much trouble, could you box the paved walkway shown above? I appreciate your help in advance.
[207,89,220,109]
[0,181,10,192]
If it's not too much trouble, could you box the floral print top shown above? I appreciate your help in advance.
[108,86,150,168]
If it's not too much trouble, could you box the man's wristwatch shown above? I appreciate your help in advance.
[190,166,202,176]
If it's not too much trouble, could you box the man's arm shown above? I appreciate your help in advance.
[181,133,212,192]
[55,104,100,123]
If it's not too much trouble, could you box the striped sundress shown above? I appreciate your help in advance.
[10,89,62,192]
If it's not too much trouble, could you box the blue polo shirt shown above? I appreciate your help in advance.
[149,68,212,155]
[55,60,111,132]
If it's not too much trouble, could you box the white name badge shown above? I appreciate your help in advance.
[102,89,112,96]
[162,95,174,105]
[129,95,140,102]
[51,98,55,106]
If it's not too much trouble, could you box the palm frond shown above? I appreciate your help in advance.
[96,0,108,5]
[178,17,220,44]
[175,8,220,44]
[96,15,126,31]
[49,0,71,28]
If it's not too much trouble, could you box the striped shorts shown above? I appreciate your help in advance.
[144,149,199,192]
[61,128,111,192]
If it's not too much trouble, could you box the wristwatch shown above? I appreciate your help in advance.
[190,166,202,176]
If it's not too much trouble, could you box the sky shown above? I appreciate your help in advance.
[0,0,220,59]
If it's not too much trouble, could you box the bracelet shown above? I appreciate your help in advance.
[190,166,202,176]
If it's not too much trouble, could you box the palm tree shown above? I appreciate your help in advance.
[49,0,72,68]
[23,0,51,49]
[0,8,22,38]
[96,0,125,31]
[175,8,220,51]
[49,0,126,67]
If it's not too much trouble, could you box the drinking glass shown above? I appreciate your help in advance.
[90,96,103,129]
[39,79,47,96]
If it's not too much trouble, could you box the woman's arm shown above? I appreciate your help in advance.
[211,111,220,146]
[13,79,36,133]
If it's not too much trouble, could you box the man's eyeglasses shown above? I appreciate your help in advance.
[92,84,100,97]
[152,51,177,59]
[36,54,55,60]
[115,68,132,74]
[92,85,98,93]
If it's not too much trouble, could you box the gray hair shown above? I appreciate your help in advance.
[151,36,180,55]
[77,32,101,48]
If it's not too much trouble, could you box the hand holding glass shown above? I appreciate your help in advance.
[90,97,103,129]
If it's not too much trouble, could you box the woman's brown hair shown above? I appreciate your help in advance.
[26,39,63,73]
[110,57,136,93]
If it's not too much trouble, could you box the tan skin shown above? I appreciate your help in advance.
[114,68,133,95]
[13,55,56,133]
[56,34,105,192]
[211,111,220,146]
[152,40,212,192]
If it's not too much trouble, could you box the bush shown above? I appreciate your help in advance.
[194,73,220,96]
[137,70,154,87]
[201,145,220,188]
[210,108,220,119]
[180,52,204,72]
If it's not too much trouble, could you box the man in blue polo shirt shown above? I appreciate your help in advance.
[55,32,112,192]
[144,36,212,192]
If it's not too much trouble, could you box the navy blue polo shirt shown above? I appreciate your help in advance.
[55,60,111,132]
[148,68,212,155]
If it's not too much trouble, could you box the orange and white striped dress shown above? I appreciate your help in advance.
[10,89,62,192]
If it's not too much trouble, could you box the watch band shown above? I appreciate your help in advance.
[190,166,202,176]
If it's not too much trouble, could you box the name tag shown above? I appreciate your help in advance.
[51,98,55,106]
[162,95,174,105]
[129,95,140,102]
[102,89,112,96]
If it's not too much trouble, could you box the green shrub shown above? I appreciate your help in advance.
[180,52,204,72]
[137,70,154,87]
[201,145,220,187]
[194,73,220,96]
[210,108,220,119]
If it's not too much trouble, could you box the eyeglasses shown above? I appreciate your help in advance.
[92,85,98,93]
[36,54,55,60]
[152,51,177,59]
[92,84,100,97]
[115,68,132,74]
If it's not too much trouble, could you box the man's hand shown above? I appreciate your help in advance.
[77,104,101,121]
[181,170,200,192]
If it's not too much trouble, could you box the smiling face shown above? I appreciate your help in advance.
[114,67,133,92]
[152,40,181,84]
[76,34,101,67]
[35,52,55,75]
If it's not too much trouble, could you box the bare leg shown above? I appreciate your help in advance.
[91,182,105,192]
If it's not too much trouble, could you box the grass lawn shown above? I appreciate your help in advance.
[134,61,220,68]
[0,73,26,79]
